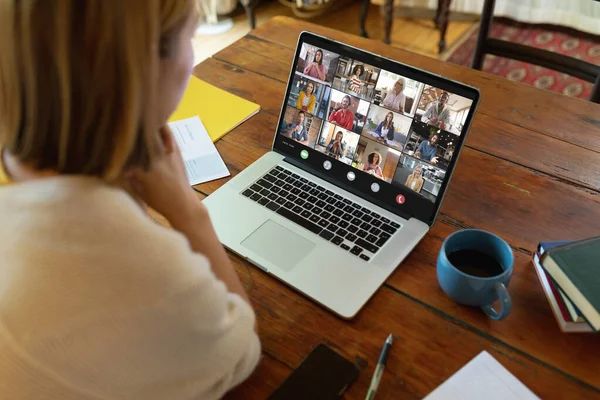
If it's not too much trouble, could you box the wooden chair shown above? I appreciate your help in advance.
[242,0,337,26]
[471,0,600,103]
[360,0,453,54]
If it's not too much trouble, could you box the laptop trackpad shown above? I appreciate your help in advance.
[241,220,315,272]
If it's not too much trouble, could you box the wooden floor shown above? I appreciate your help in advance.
[192,1,476,65]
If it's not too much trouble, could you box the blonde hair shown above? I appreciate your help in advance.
[0,0,195,180]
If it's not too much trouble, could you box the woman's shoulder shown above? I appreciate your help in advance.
[0,176,218,300]
[0,177,199,264]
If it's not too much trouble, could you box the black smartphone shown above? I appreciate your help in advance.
[267,344,359,400]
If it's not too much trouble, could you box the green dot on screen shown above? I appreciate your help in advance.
[300,150,309,159]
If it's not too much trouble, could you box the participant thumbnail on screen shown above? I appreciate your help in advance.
[373,70,424,118]
[315,122,361,165]
[392,155,447,202]
[279,106,323,148]
[402,120,459,171]
[287,74,330,116]
[352,137,402,183]
[326,89,370,134]
[415,85,473,135]
[332,57,381,102]
[361,104,412,153]
[295,43,340,83]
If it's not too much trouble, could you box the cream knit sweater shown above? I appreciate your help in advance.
[0,176,260,399]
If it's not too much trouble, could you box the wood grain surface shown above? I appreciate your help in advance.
[183,16,600,399]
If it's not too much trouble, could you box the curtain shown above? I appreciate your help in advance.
[398,0,600,35]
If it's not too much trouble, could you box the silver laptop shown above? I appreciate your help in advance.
[203,31,480,319]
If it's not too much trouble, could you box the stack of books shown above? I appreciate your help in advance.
[532,237,599,333]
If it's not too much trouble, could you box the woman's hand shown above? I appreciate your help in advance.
[125,128,254,311]
[127,126,203,228]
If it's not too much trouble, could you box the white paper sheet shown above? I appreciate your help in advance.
[423,351,540,400]
[167,116,230,185]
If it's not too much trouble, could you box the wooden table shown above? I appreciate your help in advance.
[189,17,600,399]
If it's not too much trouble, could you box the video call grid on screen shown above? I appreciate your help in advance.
[282,41,474,203]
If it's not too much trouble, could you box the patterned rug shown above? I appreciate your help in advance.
[444,20,600,99]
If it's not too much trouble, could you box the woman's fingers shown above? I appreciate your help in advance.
[159,126,179,154]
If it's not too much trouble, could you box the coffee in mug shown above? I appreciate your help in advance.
[447,249,504,278]
[437,229,514,320]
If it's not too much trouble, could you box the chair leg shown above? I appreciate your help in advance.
[384,0,394,44]
[360,0,371,38]
[243,2,257,29]
[438,0,452,54]
[590,74,600,104]
[434,0,443,29]
[471,0,495,70]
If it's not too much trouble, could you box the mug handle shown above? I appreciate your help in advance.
[481,282,512,320]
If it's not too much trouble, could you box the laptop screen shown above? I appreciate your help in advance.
[273,32,479,224]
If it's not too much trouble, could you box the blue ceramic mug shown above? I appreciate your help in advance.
[437,229,514,320]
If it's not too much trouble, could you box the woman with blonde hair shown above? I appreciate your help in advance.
[0,1,259,398]
[383,77,407,113]
[405,165,425,193]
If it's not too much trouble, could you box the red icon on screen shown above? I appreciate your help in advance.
[396,194,405,205]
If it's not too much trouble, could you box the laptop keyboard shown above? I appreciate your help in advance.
[240,166,401,261]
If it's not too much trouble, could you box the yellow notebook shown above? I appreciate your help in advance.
[168,76,260,142]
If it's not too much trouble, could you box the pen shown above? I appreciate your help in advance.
[365,334,393,400]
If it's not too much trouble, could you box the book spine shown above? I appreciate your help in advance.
[532,253,571,323]
[558,287,583,322]
[543,238,600,332]
[541,259,598,332]
[532,253,593,333]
